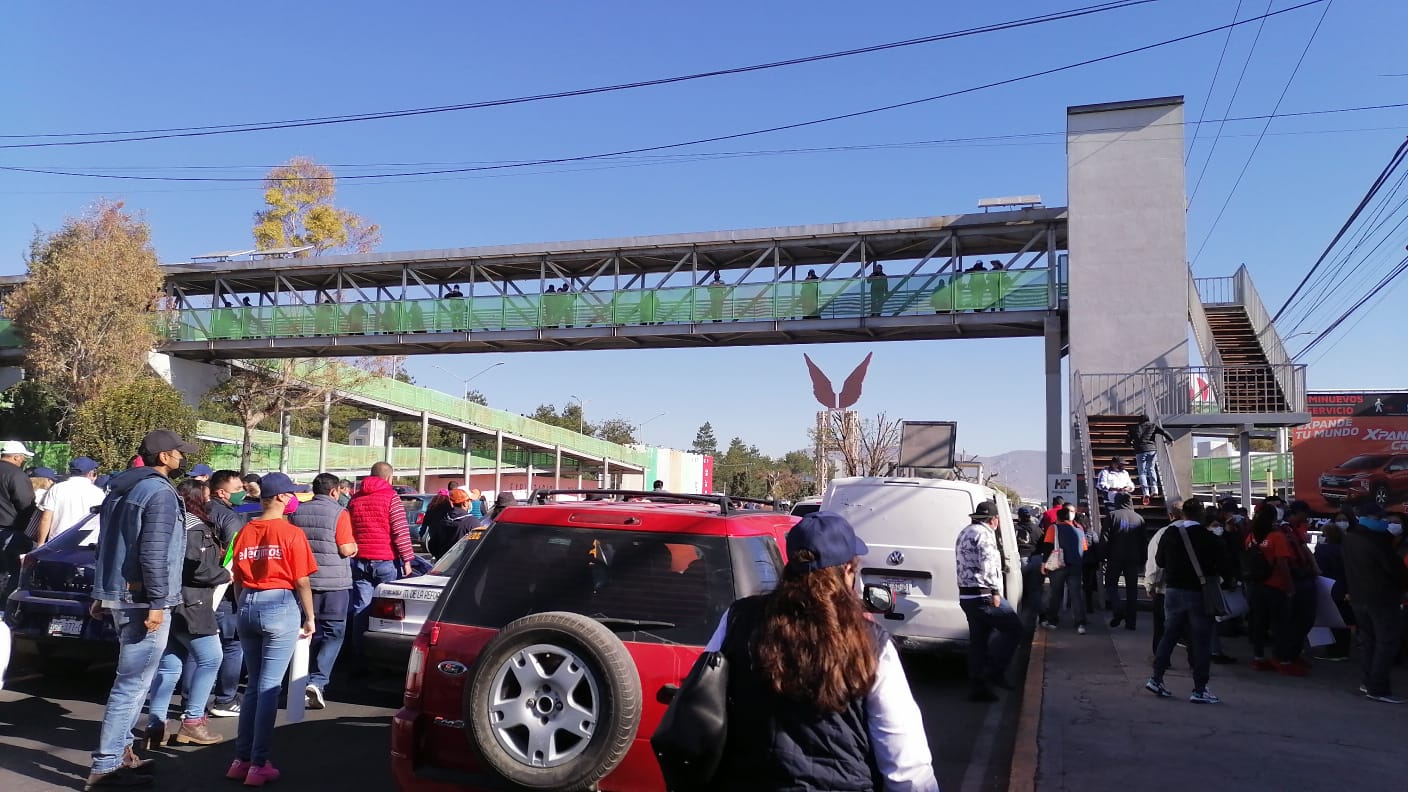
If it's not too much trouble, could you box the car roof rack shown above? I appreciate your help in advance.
[527,488,781,516]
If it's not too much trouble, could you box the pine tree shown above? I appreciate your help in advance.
[691,421,719,456]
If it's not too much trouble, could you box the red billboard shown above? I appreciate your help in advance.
[1292,391,1408,514]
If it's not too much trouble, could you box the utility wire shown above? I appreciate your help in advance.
[1294,252,1408,358]
[0,1,1157,148]
[0,0,1334,184]
[1190,0,1334,263]
[1187,0,1273,206]
[1186,0,1246,165]
[1271,137,1408,322]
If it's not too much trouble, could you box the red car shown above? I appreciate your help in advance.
[391,491,796,792]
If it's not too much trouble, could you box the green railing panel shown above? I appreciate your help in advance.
[1192,453,1292,486]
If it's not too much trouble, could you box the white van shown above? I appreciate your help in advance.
[822,477,1025,651]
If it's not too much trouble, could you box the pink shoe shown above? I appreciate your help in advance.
[226,759,253,780]
[244,763,280,787]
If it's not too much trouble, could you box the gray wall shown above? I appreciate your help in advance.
[1066,97,1191,495]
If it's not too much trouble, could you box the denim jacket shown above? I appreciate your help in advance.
[93,468,185,608]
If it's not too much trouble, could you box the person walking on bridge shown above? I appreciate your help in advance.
[1127,416,1174,505]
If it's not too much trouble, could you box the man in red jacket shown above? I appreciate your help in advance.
[346,462,413,652]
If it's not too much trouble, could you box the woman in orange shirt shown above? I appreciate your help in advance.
[225,473,317,787]
[1246,504,1297,674]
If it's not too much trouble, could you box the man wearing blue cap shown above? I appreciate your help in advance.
[188,463,213,482]
[955,501,1022,702]
[36,456,105,546]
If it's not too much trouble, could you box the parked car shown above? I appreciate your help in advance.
[390,490,798,792]
[397,493,438,544]
[4,512,115,673]
[821,476,1025,651]
[789,496,823,517]
[1319,454,1408,507]
[363,526,489,671]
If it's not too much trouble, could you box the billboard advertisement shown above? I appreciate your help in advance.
[1292,391,1408,514]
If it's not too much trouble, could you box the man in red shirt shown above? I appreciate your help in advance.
[1040,496,1066,531]
[346,462,413,654]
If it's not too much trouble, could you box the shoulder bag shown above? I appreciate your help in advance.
[1178,525,1229,618]
[651,605,746,791]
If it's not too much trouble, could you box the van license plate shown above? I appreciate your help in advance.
[48,617,83,637]
[884,579,914,595]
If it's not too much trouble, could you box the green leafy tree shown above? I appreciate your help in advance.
[253,157,381,255]
[530,403,595,437]
[465,389,488,406]
[0,380,68,440]
[5,200,164,414]
[691,422,718,456]
[716,437,771,498]
[71,377,199,471]
[594,418,637,445]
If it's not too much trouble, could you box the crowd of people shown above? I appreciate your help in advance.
[0,428,512,790]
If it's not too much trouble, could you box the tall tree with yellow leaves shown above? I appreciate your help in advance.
[252,156,381,255]
[5,200,164,415]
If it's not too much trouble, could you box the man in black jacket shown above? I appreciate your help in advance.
[0,440,36,607]
[1144,498,1228,704]
[1341,509,1407,704]
[1105,493,1147,629]
[1128,415,1174,505]
[206,469,249,718]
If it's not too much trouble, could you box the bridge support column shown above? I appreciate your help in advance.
[418,410,429,492]
[318,392,331,474]
[1045,315,1063,477]
[462,434,473,487]
[603,459,610,490]
[554,446,562,490]
[384,415,395,463]
[1239,426,1253,511]
[494,431,503,494]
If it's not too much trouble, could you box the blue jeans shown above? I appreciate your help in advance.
[1135,450,1159,494]
[1153,588,1214,691]
[959,597,1023,687]
[91,607,172,774]
[213,598,243,705]
[349,558,399,651]
[309,589,350,691]
[147,630,222,724]
[237,589,302,765]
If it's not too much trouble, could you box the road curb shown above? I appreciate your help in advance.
[1006,628,1046,792]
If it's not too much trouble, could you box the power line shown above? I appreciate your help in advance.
[0,0,1334,185]
[1190,0,1334,264]
[0,1,1158,148]
[1187,0,1274,206]
[1186,0,1246,165]
[1271,137,1408,322]
[1294,252,1408,358]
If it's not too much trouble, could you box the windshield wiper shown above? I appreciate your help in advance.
[591,616,676,631]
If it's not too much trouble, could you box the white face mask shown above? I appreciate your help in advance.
[1210,524,1225,537]
[1390,522,1404,537]
[1334,521,1350,530]
[1275,508,1285,522]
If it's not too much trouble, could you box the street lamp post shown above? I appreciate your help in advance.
[637,412,666,442]
[568,394,587,435]
[430,360,504,400]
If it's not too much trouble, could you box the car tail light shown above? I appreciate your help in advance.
[371,597,404,620]
[404,624,432,705]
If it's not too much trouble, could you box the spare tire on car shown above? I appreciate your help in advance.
[464,611,642,791]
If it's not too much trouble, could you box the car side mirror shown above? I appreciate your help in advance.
[862,583,895,614]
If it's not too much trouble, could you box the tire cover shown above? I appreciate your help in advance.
[465,611,642,791]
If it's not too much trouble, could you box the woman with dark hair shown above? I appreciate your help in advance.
[703,511,937,791]
[1246,503,1297,674]
[140,478,230,748]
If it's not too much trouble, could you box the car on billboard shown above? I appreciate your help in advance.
[1318,453,1408,507]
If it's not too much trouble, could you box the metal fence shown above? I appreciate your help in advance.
[1192,453,1292,486]
[1142,364,1306,417]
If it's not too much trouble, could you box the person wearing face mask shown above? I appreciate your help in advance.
[1313,512,1355,661]
[1340,504,1407,703]
[86,429,197,790]
[206,470,251,719]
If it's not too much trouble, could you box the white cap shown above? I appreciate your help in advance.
[1,440,34,457]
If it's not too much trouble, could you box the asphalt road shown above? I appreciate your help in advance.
[0,635,1031,792]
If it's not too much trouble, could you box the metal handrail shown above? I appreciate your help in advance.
[1232,265,1299,409]
[1187,268,1225,370]
[1070,370,1101,525]
[1192,275,1238,306]
[1139,364,1305,416]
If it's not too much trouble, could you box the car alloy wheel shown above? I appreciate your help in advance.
[486,643,600,768]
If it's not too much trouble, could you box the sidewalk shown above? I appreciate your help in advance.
[1029,615,1404,791]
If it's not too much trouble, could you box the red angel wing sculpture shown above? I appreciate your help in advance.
[837,352,873,409]
[803,354,837,409]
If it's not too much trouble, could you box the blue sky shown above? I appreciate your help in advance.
[3,0,1406,460]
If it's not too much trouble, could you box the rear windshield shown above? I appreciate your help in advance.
[427,526,487,576]
[440,522,777,646]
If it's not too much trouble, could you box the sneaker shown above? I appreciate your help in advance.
[1278,662,1308,677]
[209,701,241,718]
[1145,678,1172,698]
[1109,615,1123,628]
[84,766,154,789]
[1250,658,1277,672]
[225,760,253,781]
[1189,689,1222,704]
[305,685,325,711]
[1041,621,1058,630]
[1359,685,1369,694]
[1077,625,1087,635]
[1313,653,1350,662]
[243,763,280,787]
[1366,692,1405,704]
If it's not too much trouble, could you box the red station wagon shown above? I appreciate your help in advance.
[391,490,796,792]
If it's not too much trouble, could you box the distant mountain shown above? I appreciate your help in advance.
[974,450,1067,503]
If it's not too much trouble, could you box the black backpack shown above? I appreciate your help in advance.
[1240,534,1273,583]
